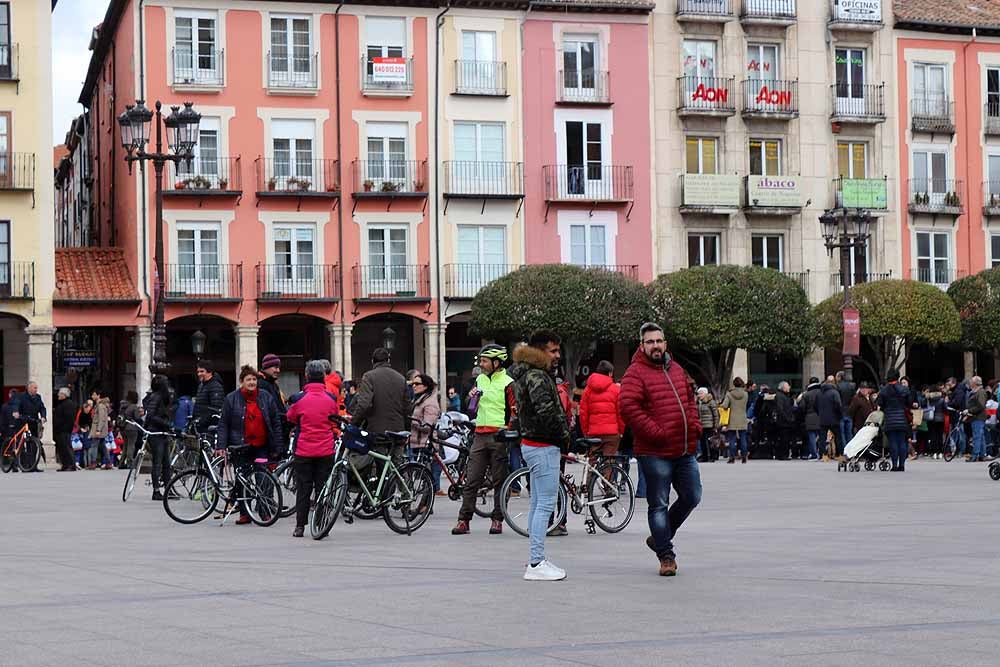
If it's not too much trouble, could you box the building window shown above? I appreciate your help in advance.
[0,3,10,79]
[0,220,8,293]
[176,117,220,183]
[751,235,783,271]
[686,137,718,174]
[269,15,313,87]
[273,225,315,282]
[271,119,314,188]
[912,150,948,204]
[989,155,1000,201]
[461,31,498,91]
[454,122,504,163]
[834,48,866,115]
[749,139,780,176]
[366,122,407,189]
[569,224,607,266]
[563,35,599,93]
[683,40,716,80]
[176,222,220,285]
[174,11,219,84]
[746,43,778,80]
[564,121,604,195]
[366,16,405,82]
[989,68,1000,119]
[688,233,719,267]
[916,231,950,285]
[837,141,867,178]
[458,225,505,266]
[913,62,947,112]
[0,111,9,182]
[992,235,1000,268]
[368,225,408,281]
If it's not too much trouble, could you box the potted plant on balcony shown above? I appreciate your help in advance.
[218,177,229,191]
[413,179,424,192]
[267,177,277,192]
[175,179,188,190]
[285,176,299,191]
[190,175,211,190]
[363,179,374,192]
[297,178,311,192]
[381,180,399,193]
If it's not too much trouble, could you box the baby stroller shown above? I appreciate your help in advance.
[840,410,891,472]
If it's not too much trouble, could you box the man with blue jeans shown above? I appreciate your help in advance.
[967,376,989,462]
[508,330,571,581]
[620,323,703,577]
[836,371,856,452]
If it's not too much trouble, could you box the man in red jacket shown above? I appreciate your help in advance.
[619,322,702,577]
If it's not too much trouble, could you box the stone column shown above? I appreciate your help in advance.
[234,325,260,371]
[803,349,826,387]
[326,323,354,377]
[26,326,55,445]
[731,349,749,384]
[964,351,976,380]
[134,325,152,394]
[423,322,447,399]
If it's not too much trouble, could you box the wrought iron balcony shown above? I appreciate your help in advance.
[677,76,736,116]
[829,0,884,31]
[831,271,893,290]
[542,165,634,202]
[255,158,339,197]
[352,160,427,196]
[677,0,734,22]
[908,179,964,216]
[777,271,809,292]
[0,153,34,192]
[911,267,964,288]
[256,264,341,302]
[361,56,414,96]
[584,264,640,280]
[830,83,886,123]
[0,261,33,300]
[166,157,242,195]
[986,103,1000,136]
[172,48,224,87]
[833,177,889,210]
[267,52,318,90]
[443,264,522,300]
[0,44,18,82]
[983,181,1000,216]
[352,264,431,302]
[741,0,796,25]
[443,162,523,199]
[742,79,798,118]
[455,60,507,96]
[557,70,611,105]
[163,264,242,302]
[911,97,955,134]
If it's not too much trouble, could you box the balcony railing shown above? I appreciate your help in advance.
[911,267,964,288]
[983,181,1000,215]
[829,0,883,29]
[831,271,893,290]
[742,79,798,117]
[255,158,339,196]
[443,162,523,198]
[167,157,241,194]
[542,165,634,202]
[0,153,34,191]
[678,76,736,115]
[256,264,341,302]
[775,270,808,292]
[0,44,18,81]
[986,103,1000,136]
[830,83,886,121]
[911,97,955,133]
[353,264,431,301]
[0,261,33,300]
[172,48,224,87]
[585,264,640,280]
[833,177,889,210]
[352,160,427,195]
[677,0,734,20]
[361,56,414,96]
[443,264,522,299]
[267,52,318,90]
[741,0,796,23]
[908,179,964,215]
[455,60,507,96]
[163,264,242,302]
[558,70,611,105]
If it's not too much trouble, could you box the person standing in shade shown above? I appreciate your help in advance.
[52,388,78,471]
[142,376,174,499]
[118,391,142,467]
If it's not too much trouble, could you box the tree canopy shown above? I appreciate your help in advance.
[814,279,961,380]
[648,265,815,396]
[947,267,1000,351]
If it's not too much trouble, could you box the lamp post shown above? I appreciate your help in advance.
[190,329,207,358]
[819,208,873,383]
[382,326,397,352]
[118,100,201,378]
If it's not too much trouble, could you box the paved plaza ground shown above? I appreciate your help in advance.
[2,458,999,666]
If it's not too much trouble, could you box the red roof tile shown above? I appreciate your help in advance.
[55,248,140,303]
[894,0,1000,28]
[53,144,69,169]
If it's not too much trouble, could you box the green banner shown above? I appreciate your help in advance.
[841,179,887,209]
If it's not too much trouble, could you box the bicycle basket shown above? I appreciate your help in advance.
[341,424,371,455]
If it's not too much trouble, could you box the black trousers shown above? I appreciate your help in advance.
[149,436,171,489]
[294,455,335,528]
[459,433,508,522]
[54,432,74,469]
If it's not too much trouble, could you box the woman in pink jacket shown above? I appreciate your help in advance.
[580,361,625,458]
[286,360,340,538]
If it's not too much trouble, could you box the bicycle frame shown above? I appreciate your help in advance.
[341,447,414,511]
[2,424,29,459]
[560,451,623,512]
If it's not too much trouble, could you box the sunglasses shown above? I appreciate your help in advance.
[412,381,424,387]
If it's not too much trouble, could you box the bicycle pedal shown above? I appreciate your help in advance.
[584,520,596,535]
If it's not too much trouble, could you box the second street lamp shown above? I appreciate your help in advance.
[119,99,201,380]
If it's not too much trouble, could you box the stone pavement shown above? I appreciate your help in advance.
[2,459,1000,667]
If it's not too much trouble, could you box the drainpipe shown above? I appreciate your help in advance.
[335,1,345,374]
[963,28,976,274]
[138,0,150,308]
[433,2,451,399]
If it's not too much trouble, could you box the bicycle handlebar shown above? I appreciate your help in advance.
[124,418,175,438]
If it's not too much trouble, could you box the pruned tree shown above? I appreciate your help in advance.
[649,265,815,398]
[947,267,1000,352]
[469,264,651,390]
[814,279,961,381]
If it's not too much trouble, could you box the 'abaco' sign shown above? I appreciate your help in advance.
[746,175,801,208]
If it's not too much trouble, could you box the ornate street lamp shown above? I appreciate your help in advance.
[382,326,397,352]
[118,99,201,379]
[190,330,207,358]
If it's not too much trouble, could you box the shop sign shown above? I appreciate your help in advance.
[372,57,407,83]
[64,350,98,368]
[747,175,801,208]
[690,82,729,104]
[683,174,741,207]
[841,178,888,209]
[833,0,881,23]
[843,308,861,357]
[753,85,792,107]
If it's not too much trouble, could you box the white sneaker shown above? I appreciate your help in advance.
[523,560,566,581]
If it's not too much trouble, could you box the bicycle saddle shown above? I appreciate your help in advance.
[495,430,521,442]
[383,430,411,441]
[576,437,603,448]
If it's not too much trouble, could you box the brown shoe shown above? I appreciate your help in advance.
[235,515,252,525]
[451,519,470,535]
[741,454,747,464]
[727,457,735,464]
[434,490,448,497]
[658,557,678,577]
[489,519,503,535]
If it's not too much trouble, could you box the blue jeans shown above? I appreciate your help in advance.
[522,445,560,565]
[638,454,702,561]
[971,420,986,460]
[887,430,908,469]
[727,430,747,458]
[806,430,821,459]
[841,417,854,453]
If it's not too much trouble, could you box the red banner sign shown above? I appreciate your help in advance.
[843,307,860,357]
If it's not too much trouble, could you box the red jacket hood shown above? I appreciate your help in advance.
[586,372,615,393]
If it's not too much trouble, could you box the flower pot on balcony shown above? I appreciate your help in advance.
[218,179,228,190]
[175,181,187,190]
[297,180,311,191]
[267,178,277,191]
[363,180,374,192]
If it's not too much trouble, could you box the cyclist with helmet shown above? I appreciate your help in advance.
[452,344,514,535]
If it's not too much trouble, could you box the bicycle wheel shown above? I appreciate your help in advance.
[943,428,960,462]
[243,468,282,527]
[163,469,219,524]
[122,450,145,502]
[310,465,348,540]
[383,463,435,535]
[276,460,298,519]
[18,436,41,472]
[473,470,494,518]
[171,446,200,476]
[588,462,635,534]
[500,467,567,538]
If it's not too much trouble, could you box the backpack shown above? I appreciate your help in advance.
[174,396,194,430]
